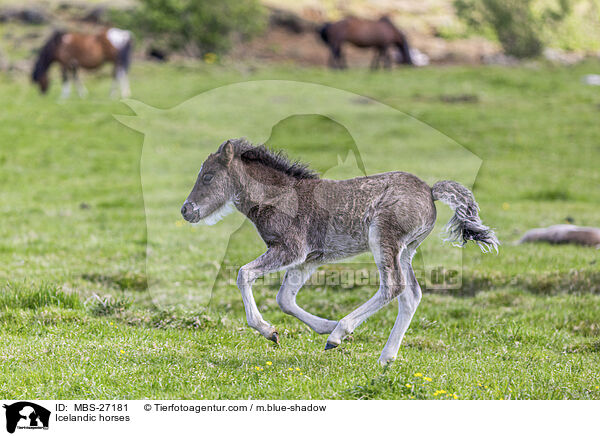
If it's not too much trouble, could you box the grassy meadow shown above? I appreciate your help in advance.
[0,60,599,399]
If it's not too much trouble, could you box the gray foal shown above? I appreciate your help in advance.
[181,139,499,365]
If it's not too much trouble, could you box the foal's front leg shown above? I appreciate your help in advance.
[276,265,338,334]
[237,247,301,344]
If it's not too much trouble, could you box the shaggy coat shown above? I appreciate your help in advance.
[182,139,498,364]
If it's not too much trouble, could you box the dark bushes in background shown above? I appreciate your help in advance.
[112,0,266,56]
[454,0,571,58]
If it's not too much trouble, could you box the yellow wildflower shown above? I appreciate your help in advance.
[295,367,300,371]
[414,373,423,377]
[424,377,432,382]
[204,52,218,64]
[405,383,412,388]
[266,361,272,366]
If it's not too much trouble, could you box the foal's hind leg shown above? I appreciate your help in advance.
[325,223,407,349]
[378,240,423,365]
[276,265,338,334]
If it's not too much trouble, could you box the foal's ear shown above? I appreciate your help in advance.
[219,141,234,166]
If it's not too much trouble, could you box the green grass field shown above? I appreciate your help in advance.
[1,60,599,399]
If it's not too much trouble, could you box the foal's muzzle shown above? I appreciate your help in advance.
[181,202,200,223]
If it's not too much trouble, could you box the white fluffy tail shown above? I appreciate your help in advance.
[432,180,499,253]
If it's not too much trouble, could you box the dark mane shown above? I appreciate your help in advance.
[227,138,319,180]
[32,30,64,83]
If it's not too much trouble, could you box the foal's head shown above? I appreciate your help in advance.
[181,140,237,224]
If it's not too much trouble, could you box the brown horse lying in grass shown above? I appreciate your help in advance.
[32,28,133,98]
[319,16,413,69]
[519,225,600,248]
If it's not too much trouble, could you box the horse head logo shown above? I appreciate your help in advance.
[3,402,50,434]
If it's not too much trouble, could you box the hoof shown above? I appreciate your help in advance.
[324,341,338,350]
[268,331,279,345]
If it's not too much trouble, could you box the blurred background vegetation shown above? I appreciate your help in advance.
[110,0,267,56]
[455,0,573,58]
[1,0,599,69]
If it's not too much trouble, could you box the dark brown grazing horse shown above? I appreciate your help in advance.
[32,28,133,98]
[319,16,413,69]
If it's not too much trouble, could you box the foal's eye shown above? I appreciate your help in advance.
[202,173,214,184]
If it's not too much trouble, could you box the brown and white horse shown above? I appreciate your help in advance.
[319,16,413,69]
[32,28,133,98]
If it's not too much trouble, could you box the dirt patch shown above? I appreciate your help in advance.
[229,25,500,67]
[229,27,330,67]
[81,272,147,292]
[439,93,479,103]
[563,340,600,353]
